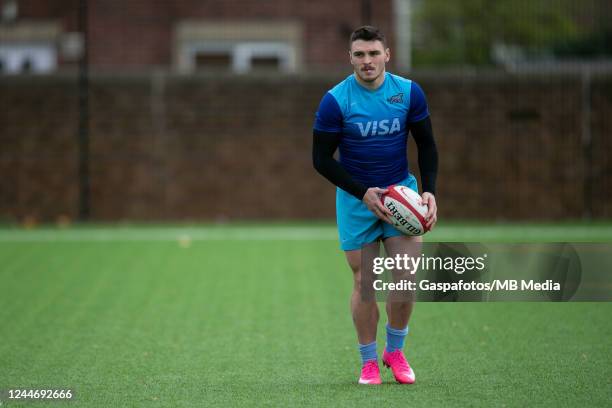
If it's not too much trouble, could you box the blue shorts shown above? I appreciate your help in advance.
[336,174,419,251]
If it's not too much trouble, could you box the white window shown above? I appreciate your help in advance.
[233,42,295,73]
[183,41,295,73]
[183,42,233,72]
[0,42,56,74]
[174,21,303,74]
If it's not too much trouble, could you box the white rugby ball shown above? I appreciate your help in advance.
[380,185,429,236]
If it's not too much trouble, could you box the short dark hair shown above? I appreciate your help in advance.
[350,26,386,48]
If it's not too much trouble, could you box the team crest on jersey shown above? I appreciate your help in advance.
[387,93,404,104]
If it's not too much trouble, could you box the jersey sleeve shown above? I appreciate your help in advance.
[313,92,343,133]
[407,81,430,123]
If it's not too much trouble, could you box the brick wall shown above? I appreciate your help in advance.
[1,72,611,222]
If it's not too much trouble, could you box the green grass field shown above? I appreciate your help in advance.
[1,223,611,407]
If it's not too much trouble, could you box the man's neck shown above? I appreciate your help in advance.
[354,70,386,91]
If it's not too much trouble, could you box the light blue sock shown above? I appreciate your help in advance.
[358,341,378,365]
[385,324,409,353]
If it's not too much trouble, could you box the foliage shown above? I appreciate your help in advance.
[413,0,579,66]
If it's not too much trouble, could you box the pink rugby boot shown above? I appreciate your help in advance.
[382,349,415,384]
[358,360,382,385]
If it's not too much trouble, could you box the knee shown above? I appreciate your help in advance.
[351,267,362,290]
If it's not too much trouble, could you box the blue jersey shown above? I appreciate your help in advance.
[313,72,429,188]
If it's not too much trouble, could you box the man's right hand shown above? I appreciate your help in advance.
[362,187,393,224]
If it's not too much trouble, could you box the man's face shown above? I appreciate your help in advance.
[349,39,390,84]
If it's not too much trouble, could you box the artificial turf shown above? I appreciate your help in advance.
[0,224,611,407]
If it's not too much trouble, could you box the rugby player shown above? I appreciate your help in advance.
[312,26,438,385]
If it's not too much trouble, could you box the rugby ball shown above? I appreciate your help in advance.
[380,185,429,236]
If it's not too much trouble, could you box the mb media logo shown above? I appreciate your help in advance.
[387,93,403,104]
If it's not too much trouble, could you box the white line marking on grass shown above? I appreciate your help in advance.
[0,226,610,243]
[431,226,612,242]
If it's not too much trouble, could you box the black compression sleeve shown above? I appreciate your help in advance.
[312,130,368,200]
[409,117,438,195]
